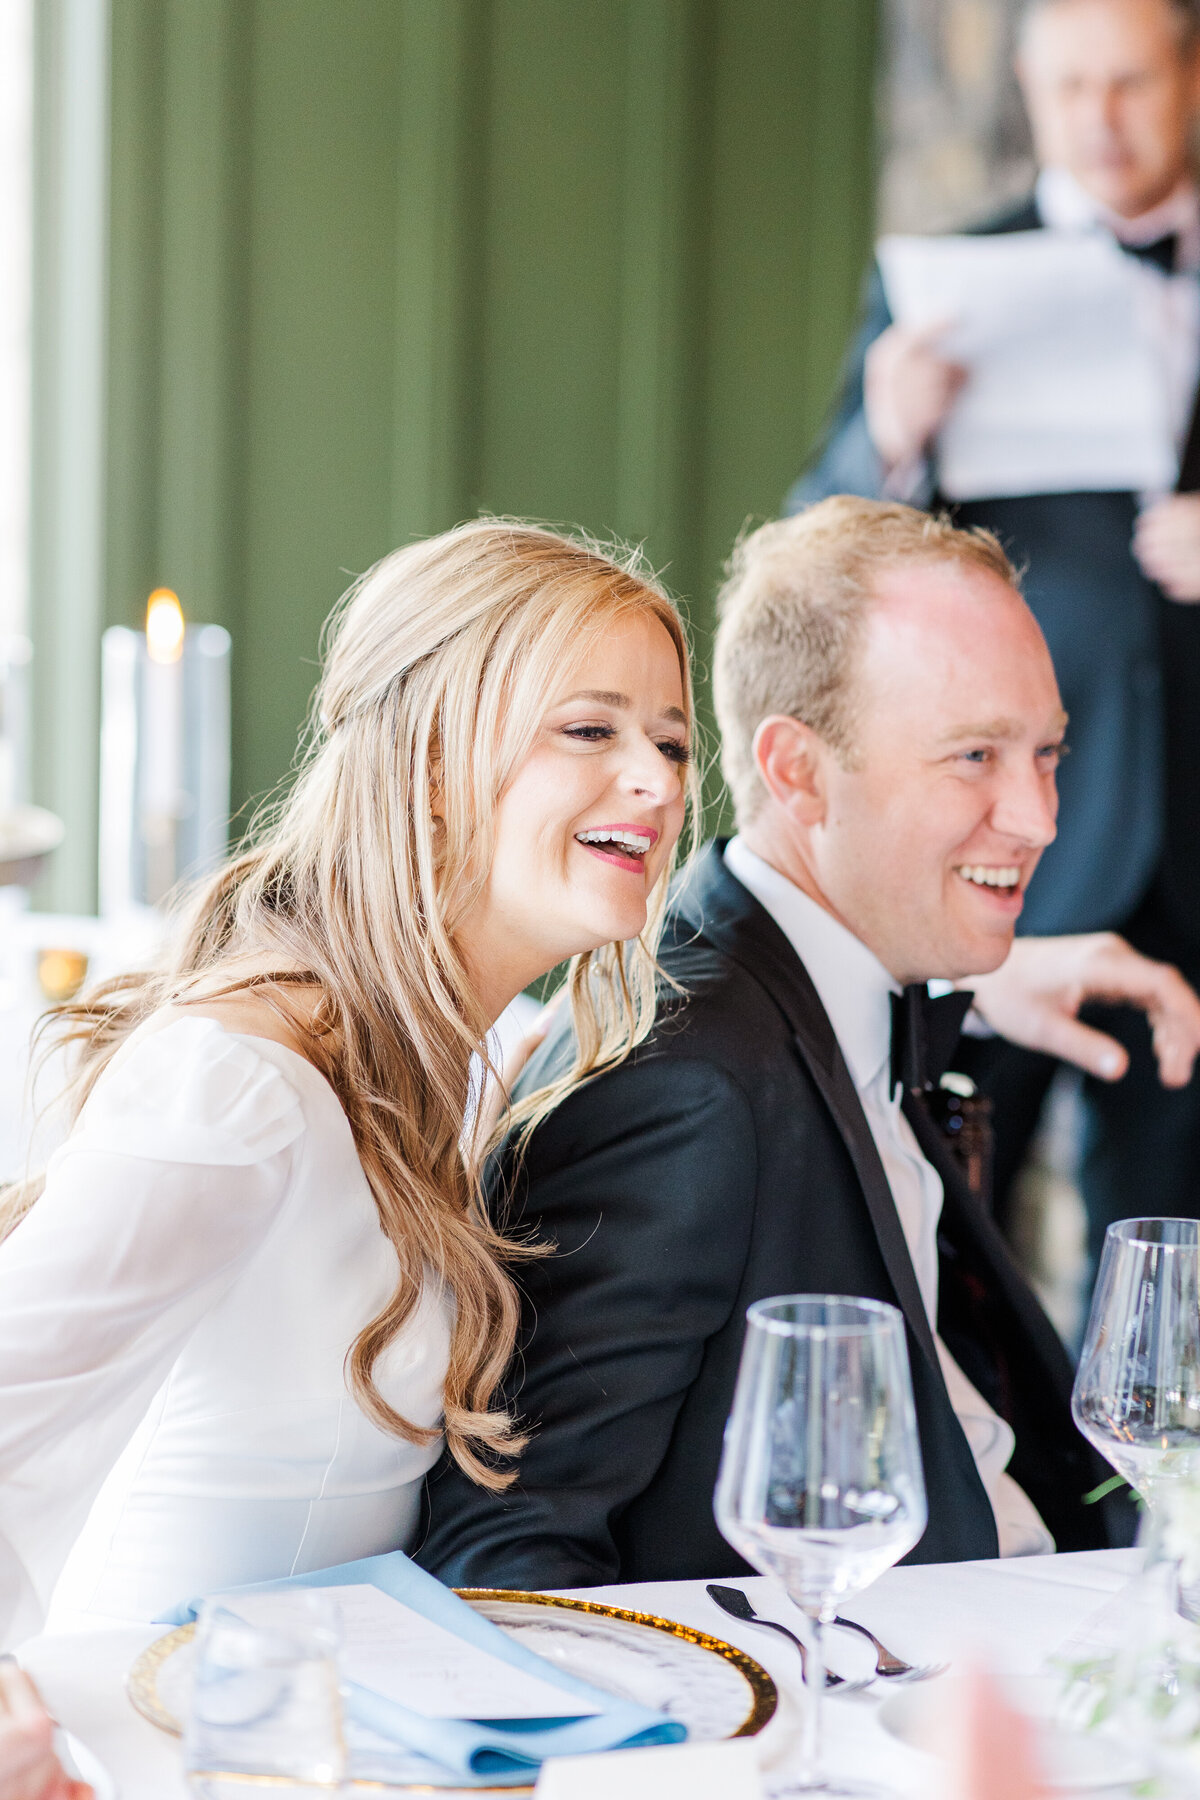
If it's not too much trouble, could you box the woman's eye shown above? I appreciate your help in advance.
[559,723,689,763]
[960,748,991,766]
[562,723,615,743]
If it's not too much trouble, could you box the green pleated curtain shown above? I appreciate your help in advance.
[32,0,877,910]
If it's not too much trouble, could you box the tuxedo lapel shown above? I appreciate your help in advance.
[789,1022,943,1378]
[1177,386,1200,493]
[903,1092,1077,1394]
[671,846,944,1380]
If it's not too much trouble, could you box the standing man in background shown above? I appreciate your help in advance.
[791,0,1200,1263]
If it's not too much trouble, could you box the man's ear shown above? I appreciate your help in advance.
[752,715,828,824]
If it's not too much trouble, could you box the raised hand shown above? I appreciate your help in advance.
[965,931,1200,1088]
[0,1662,92,1800]
[864,320,967,471]
[1133,494,1200,602]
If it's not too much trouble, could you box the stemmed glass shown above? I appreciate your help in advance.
[184,1590,346,1795]
[714,1295,927,1797]
[1072,1218,1200,1508]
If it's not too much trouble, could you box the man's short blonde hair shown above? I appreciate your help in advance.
[712,495,1018,825]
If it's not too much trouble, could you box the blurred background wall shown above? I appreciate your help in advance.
[29,0,880,910]
[880,0,1029,232]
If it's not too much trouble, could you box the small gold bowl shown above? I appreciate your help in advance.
[37,947,89,1003]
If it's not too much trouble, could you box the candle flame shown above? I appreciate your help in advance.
[146,589,185,665]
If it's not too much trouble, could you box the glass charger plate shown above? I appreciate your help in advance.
[127,1587,777,1794]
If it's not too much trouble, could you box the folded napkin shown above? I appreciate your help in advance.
[158,1549,686,1784]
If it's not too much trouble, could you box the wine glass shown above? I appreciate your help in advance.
[1072,1218,1200,1508]
[184,1590,346,1796]
[714,1295,927,1797]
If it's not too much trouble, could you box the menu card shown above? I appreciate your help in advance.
[218,1585,602,1720]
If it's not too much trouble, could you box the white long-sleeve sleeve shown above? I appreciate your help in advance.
[0,1019,305,1644]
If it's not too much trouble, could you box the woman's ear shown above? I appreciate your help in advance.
[428,743,446,831]
[751,715,828,825]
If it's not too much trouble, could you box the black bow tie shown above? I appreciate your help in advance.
[1120,232,1178,275]
[889,984,974,1098]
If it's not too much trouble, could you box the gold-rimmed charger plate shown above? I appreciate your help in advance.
[128,1587,777,1793]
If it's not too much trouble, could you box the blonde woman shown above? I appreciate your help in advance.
[0,520,696,1644]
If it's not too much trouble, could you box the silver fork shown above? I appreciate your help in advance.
[831,1613,948,1682]
[705,1584,871,1692]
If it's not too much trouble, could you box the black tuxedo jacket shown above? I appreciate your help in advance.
[787,195,1200,950]
[418,846,1126,1589]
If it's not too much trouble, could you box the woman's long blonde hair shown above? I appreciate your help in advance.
[3,519,698,1488]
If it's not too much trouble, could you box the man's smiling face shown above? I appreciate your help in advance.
[804,559,1066,985]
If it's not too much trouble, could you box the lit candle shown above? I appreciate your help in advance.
[141,588,185,903]
[100,606,229,916]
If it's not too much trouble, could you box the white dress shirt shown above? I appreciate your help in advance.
[724,838,1054,1557]
[0,1017,453,1643]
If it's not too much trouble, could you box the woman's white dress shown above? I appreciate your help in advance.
[0,1016,452,1645]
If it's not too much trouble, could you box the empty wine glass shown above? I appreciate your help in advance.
[1073,1218,1200,1508]
[184,1590,345,1796]
[714,1295,927,1797]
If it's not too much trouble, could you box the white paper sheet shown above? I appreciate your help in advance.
[877,229,1178,501]
[218,1586,601,1720]
[535,1737,764,1800]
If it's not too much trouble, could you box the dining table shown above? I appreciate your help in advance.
[18,1545,1153,1798]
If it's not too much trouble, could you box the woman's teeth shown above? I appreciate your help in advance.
[956,864,1020,891]
[576,829,651,858]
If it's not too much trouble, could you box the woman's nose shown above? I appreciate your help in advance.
[621,735,682,801]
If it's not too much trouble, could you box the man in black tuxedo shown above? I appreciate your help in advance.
[420,498,1142,1588]
[789,0,1200,1262]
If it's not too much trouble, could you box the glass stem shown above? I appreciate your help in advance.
[797,1608,825,1788]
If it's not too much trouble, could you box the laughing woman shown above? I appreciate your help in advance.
[0,521,696,1642]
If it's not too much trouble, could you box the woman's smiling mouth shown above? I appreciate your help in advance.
[575,824,659,874]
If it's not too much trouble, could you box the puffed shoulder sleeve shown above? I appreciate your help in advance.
[0,1019,307,1645]
[63,1015,306,1165]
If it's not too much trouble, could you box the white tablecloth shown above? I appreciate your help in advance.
[18,1547,1146,1798]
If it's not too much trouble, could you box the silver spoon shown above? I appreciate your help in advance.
[831,1614,948,1683]
[705,1584,869,1692]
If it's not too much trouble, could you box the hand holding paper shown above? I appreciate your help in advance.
[877,230,1178,501]
[864,319,967,470]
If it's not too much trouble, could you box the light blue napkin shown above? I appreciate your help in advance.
[158,1549,686,1784]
